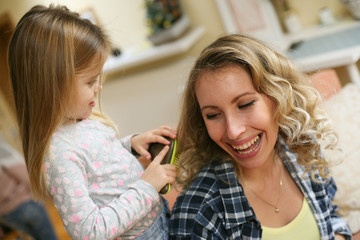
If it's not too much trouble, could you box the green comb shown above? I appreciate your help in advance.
[148,137,179,194]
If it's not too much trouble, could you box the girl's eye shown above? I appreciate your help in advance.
[238,100,255,109]
[88,80,98,87]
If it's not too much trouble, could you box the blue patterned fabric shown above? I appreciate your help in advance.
[169,138,351,240]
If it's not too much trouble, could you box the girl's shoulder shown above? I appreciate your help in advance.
[56,119,113,136]
[51,119,116,149]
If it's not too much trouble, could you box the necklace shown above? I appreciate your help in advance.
[242,159,283,213]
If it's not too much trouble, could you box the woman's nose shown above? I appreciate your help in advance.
[225,115,246,140]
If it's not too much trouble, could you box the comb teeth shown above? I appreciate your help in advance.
[160,138,180,194]
[169,139,179,165]
[172,153,180,166]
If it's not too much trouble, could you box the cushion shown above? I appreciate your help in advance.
[310,68,342,101]
[319,83,360,233]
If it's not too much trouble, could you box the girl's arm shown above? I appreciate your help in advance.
[46,153,160,240]
[46,126,176,240]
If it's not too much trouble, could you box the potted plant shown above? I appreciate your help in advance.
[145,0,190,45]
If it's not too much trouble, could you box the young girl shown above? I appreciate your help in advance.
[8,5,176,240]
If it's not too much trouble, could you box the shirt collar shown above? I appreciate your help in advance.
[212,161,259,229]
[211,137,296,229]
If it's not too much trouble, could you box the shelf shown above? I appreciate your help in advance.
[285,20,360,84]
[103,26,205,74]
[284,19,360,45]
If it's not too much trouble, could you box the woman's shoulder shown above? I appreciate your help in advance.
[173,161,236,210]
[170,163,224,237]
[185,161,233,190]
[170,161,251,238]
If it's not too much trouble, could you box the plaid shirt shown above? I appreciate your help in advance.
[169,139,352,240]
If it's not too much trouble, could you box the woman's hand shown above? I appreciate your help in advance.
[131,125,176,160]
[141,146,177,192]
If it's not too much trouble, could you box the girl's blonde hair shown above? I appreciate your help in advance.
[8,5,113,201]
[177,34,337,186]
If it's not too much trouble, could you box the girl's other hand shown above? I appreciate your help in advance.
[131,125,176,160]
[141,146,176,192]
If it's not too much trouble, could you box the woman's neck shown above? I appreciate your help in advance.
[240,151,280,185]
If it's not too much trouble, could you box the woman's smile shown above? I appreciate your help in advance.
[232,134,260,152]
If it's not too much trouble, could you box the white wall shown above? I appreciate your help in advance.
[0,0,148,49]
[0,0,225,136]
[0,0,353,136]
[101,57,194,136]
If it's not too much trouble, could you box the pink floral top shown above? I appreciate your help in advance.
[45,119,162,240]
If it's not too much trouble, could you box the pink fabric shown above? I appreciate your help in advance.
[310,69,342,100]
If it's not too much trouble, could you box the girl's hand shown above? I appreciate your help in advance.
[131,125,176,160]
[334,234,346,240]
[141,146,177,192]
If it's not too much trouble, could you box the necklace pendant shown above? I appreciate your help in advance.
[275,208,280,213]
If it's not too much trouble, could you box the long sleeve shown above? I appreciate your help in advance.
[45,120,162,240]
[326,177,352,239]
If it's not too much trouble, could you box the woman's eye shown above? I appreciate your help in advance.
[206,113,220,120]
[238,100,255,109]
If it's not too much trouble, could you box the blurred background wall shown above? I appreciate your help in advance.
[0,0,353,136]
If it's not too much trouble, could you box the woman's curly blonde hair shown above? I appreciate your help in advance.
[176,34,337,186]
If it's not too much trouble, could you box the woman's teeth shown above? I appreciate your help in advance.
[232,135,260,152]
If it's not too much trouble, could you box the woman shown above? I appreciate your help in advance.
[169,34,351,239]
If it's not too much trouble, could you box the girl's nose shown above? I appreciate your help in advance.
[95,83,102,93]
